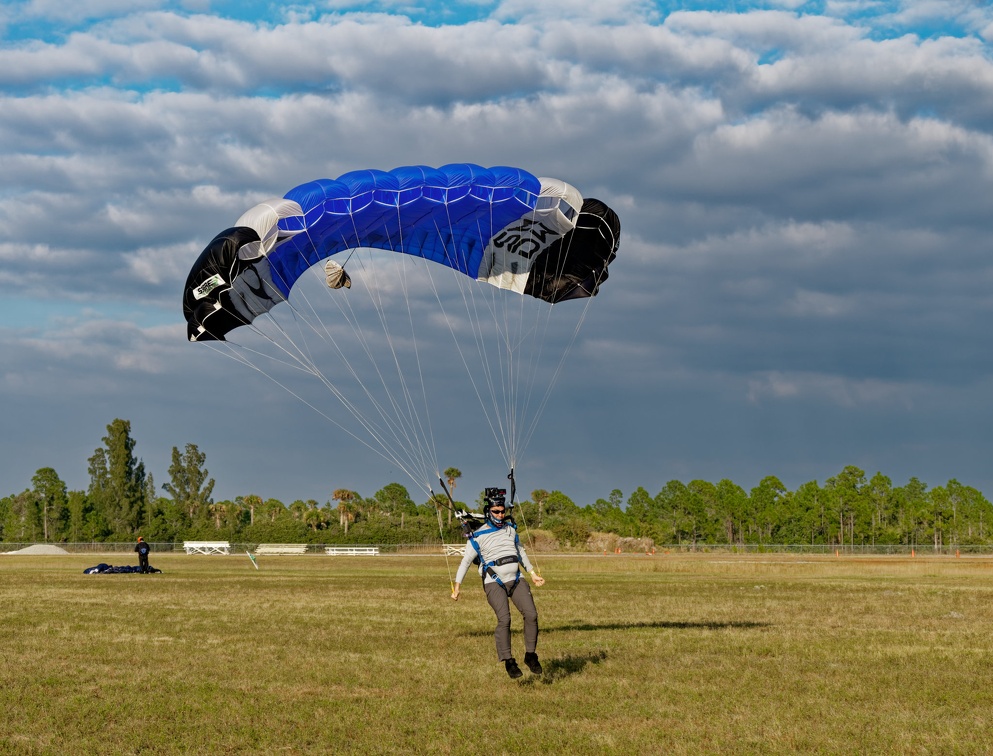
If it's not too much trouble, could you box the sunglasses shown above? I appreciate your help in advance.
[489,508,505,515]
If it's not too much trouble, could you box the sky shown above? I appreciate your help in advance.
[1,0,992,508]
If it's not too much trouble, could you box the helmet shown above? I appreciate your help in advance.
[483,487,510,525]
[483,487,506,508]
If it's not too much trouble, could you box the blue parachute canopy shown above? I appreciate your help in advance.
[183,163,620,342]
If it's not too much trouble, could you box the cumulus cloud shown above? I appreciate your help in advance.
[746,370,922,407]
[1,1,992,500]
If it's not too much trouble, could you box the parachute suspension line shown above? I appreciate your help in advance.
[329,269,436,484]
[436,502,455,593]
[388,205,442,483]
[201,338,429,492]
[336,211,439,487]
[286,277,433,485]
[403,212,503,462]
[226,234,437,494]
[516,194,587,465]
[418,247,510,475]
[411,193,577,479]
[465,198,556,473]
[249,277,433,486]
[458,200,534,470]
[483,201,523,470]
[434,478,463,592]
[473,193,574,475]
[251,256,429,469]
[423,213,514,471]
[517,231,602,457]
[452,213,515,464]
[506,467,541,577]
[352,253,427,453]
[470,274,514,466]
[241,317,430,490]
[504,200,549,471]
[289,218,441,489]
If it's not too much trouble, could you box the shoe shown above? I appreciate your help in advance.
[523,652,542,675]
[505,659,523,679]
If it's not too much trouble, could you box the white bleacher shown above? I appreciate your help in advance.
[255,544,308,555]
[183,541,231,555]
[324,546,380,556]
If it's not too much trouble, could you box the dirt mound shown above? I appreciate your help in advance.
[4,544,70,555]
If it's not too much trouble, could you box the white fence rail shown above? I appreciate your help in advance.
[325,546,380,556]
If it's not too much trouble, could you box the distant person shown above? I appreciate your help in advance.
[451,487,545,678]
[135,536,151,574]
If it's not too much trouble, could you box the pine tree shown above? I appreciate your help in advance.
[163,443,215,523]
[87,419,147,536]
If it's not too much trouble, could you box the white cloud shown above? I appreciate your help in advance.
[493,0,657,24]
[124,240,200,286]
[22,0,167,24]
[785,289,853,317]
[1,3,992,500]
[746,370,921,407]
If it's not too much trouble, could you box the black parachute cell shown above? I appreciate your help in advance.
[183,226,282,342]
[523,198,621,304]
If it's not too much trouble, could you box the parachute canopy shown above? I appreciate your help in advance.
[182,163,620,498]
[184,164,620,342]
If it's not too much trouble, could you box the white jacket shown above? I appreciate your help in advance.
[454,521,534,585]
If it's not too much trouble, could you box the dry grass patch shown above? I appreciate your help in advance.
[2,553,993,753]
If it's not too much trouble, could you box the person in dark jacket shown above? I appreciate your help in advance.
[135,536,151,573]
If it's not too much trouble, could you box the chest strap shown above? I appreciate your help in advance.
[468,526,523,596]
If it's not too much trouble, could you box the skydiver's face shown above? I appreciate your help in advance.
[489,507,505,524]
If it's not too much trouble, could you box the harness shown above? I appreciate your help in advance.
[468,520,523,596]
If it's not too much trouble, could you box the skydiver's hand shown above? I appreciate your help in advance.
[531,572,545,587]
[451,584,461,601]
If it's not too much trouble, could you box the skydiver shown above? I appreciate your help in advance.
[134,536,151,573]
[451,487,545,678]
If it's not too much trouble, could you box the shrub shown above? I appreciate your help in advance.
[550,517,591,548]
[523,528,559,553]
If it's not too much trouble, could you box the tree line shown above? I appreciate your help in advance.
[2,418,991,549]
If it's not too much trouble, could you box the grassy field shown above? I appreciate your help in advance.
[2,552,993,754]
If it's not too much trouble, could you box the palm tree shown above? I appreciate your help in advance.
[242,494,262,526]
[531,489,549,528]
[225,500,244,530]
[258,498,286,523]
[333,489,357,535]
[444,467,462,525]
[209,501,227,529]
[304,507,327,532]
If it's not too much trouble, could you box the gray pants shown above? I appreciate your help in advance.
[484,579,539,662]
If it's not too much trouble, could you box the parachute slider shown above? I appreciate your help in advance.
[454,509,486,523]
[455,509,486,539]
[325,260,351,290]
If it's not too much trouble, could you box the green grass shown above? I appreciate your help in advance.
[2,553,993,754]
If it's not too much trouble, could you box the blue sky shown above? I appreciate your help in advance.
[1,0,992,507]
